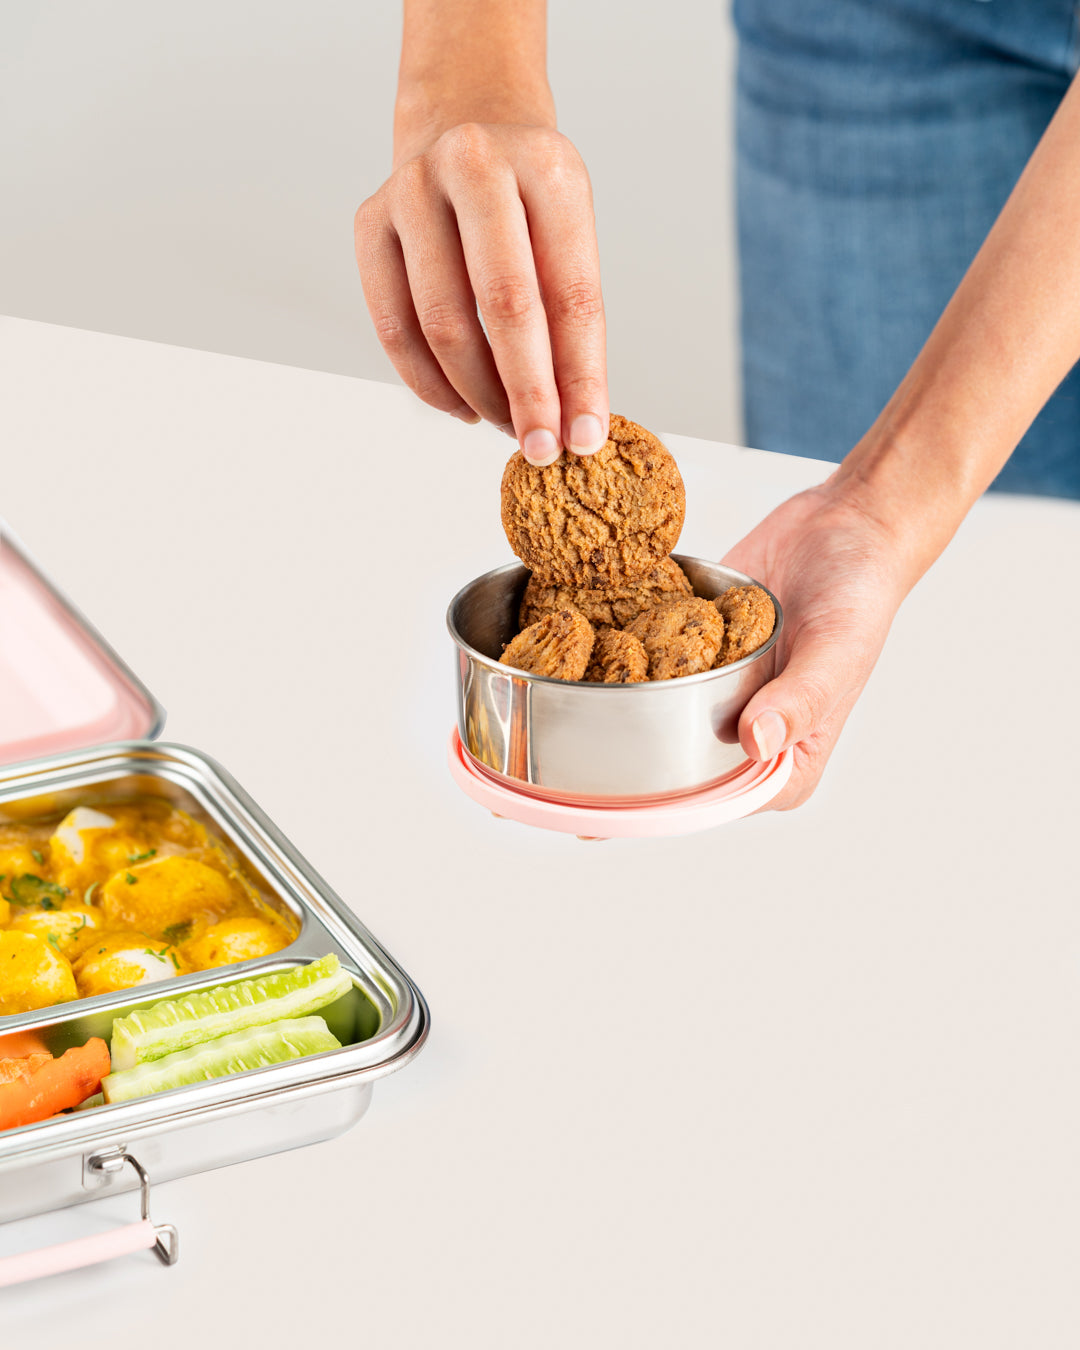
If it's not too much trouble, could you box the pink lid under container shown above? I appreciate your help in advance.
[448,730,791,838]
[0,522,164,767]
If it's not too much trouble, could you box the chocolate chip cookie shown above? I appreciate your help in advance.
[712,585,775,667]
[625,597,725,681]
[499,607,594,681]
[584,628,649,684]
[500,414,686,586]
[518,556,694,631]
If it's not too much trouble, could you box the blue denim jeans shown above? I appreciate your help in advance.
[735,0,1080,497]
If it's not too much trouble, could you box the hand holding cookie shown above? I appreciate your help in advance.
[356,122,608,464]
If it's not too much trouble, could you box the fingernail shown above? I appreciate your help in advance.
[751,709,788,761]
[568,413,607,456]
[522,428,560,467]
[450,405,481,425]
[497,422,517,439]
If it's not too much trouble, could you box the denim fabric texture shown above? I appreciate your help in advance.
[735,0,1080,497]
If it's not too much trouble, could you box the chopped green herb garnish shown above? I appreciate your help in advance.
[161,920,193,945]
[31,849,44,865]
[84,882,99,905]
[47,933,61,951]
[127,848,157,864]
[124,872,137,885]
[169,952,180,970]
[10,875,68,906]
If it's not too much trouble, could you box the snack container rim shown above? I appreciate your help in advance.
[0,741,429,1175]
[445,555,783,688]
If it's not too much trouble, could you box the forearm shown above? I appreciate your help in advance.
[834,72,1080,583]
[395,0,554,165]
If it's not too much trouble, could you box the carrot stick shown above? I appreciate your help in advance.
[0,1039,111,1131]
[0,1030,48,1059]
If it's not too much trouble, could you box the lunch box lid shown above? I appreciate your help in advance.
[0,519,165,767]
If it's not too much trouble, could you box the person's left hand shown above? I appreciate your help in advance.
[721,479,913,810]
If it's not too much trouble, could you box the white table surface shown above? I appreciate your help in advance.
[1,316,1078,1348]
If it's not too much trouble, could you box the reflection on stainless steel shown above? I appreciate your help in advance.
[447,557,783,802]
[0,744,429,1223]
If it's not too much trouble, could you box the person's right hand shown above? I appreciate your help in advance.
[354,122,608,466]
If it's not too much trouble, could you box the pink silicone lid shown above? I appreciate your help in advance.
[0,524,164,767]
[448,730,792,838]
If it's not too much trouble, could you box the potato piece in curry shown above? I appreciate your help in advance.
[72,934,190,999]
[0,931,78,1015]
[181,916,292,970]
[8,904,104,960]
[99,856,247,941]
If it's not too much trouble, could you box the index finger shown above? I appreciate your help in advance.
[445,141,563,465]
[518,144,608,456]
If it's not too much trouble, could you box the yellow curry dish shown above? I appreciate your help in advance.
[0,801,298,1015]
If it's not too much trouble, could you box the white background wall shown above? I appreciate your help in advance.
[0,1,740,445]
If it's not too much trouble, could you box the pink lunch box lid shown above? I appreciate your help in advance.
[0,522,164,767]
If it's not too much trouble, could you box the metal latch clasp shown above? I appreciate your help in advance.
[86,1148,179,1267]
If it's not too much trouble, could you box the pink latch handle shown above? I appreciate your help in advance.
[0,1149,179,1287]
[0,1219,161,1287]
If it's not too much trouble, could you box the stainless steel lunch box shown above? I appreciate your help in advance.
[0,519,428,1249]
[447,556,783,802]
[0,742,428,1225]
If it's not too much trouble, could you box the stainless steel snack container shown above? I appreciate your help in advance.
[0,743,428,1225]
[448,556,783,801]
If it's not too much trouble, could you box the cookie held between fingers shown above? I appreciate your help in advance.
[500,414,686,585]
[712,585,776,667]
[518,556,694,631]
[499,608,594,681]
[584,628,649,684]
[625,597,725,681]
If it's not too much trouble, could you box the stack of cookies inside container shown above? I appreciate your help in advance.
[498,415,775,683]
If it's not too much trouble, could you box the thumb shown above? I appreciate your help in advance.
[738,622,876,763]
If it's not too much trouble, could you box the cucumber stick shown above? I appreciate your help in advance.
[109,953,351,1070]
[102,1016,341,1103]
